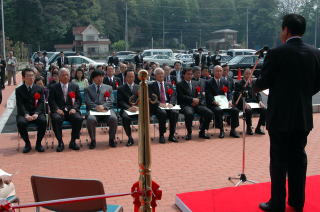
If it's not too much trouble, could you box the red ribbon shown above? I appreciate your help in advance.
[131,181,162,212]
[0,199,13,212]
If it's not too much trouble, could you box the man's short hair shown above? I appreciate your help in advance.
[22,68,35,77]
[124,69,134,78]
[59,68,70,77]
[174,61,182,66]
[201,66,209,71]
[91,70,104,79]
[282,14,306,36]
[182,68,192,76]
[154,68,164,75]
[192,66,201,73]
[221,64,229,68]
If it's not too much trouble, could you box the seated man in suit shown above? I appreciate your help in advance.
[117,69,139,146]
[48,68,83,152]
[201,66,211,80]
[149,68,179,143]
[205,65,240,138]
[192,66,207,89]
[163,64,176,85]
[85,70,118,148]
[177,68,213,140]
[221,64,235,95]
[234,68,266,135]
[103,65,121,90]
[16,68,47,153]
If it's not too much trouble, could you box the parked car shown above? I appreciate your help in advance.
[48,51,83,66]
[122,54,136,63]
[116,51,136,62]
[51,55,105,68]
[177,54,194,68]
[143,55,183,67]
[142,49,174,59]
[226,49,256,58]
[227,55,264,78]
[220,54,233,65]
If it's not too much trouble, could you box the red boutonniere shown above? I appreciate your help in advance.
[167,88,174,96]
[104,91,110,100]
[221,85,229,93]
[115,81,119,88]
[34,92,41,107]
[68,91,76,105]
[196,86,201,94]
[171,80,176,86]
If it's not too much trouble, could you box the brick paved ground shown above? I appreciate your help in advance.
[1,80,320,211]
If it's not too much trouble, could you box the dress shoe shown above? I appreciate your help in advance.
[159,135,165,144]
[230,129,240,138]
[168,135,178,143]
[259,202,272,211]
[126,138,134,146]
[109,139,117,148]
[199,131,210,139]
[69,141,80,150]
[219,130,225,138]
[23,145,32,153]
[35,144,45,152]
[255,127,265,135]
[288,203,303,212]
[89,140,96,149]
[246,127,254,135]
[185,133,192,140]
[56,142,65,152]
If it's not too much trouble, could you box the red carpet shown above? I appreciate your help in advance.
[176,175,320,212]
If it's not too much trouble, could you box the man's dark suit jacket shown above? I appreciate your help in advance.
[176,80,204,107]
[148,81,177,109]
[194,54,206,66]
[48,82,81,113]
[16,84,45,116]
[117,83,139,111]
[254,37,320,132]
[164,74,176,84]
[205,78,231,106]
[134,54,143,66]
[103,76,121,90]
[108,56,119,67]
[57,56,69,68]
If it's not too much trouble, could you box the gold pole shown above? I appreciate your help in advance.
[138,70,152,212]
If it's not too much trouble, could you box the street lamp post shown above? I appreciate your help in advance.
[1,0,5,58]
[125,1,128,51]
[315,3,318,48]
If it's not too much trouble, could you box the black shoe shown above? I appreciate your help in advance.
[288,203,303,212]
[255,127,265,135]
[259,202,272,211]
[56,142,64,152]
[159,135,165,144]
[69,141,80,150]
[246,127,254,135]
[230,129,240,138]
[168,135,178,143]
[219,130,225,138]
[35,144,45,152]
[185,133,192,140]
[109,139,117,148]
[199,131,210,139]
[126,138,134,146]
[23,145,32,153]
[89,140,96,149]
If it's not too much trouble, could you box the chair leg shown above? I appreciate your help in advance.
[17,132,20,152]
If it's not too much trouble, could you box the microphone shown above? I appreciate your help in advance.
[255,46,269,58]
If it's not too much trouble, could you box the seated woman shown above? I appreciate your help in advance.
[71,68,89,91]
[0,169,16,200]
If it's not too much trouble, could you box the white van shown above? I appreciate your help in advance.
[142,49,174,59]
[227,49,256,58]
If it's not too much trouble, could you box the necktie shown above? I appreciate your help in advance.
[62,84,67,102]
[97,85,100,94]
[160,82,166,104]
[61,57,64,65]
[217,79,220,88]
[27,86,31,93]
[177,71,181,82]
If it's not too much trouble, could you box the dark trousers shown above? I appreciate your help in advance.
[181,105,213,134]
[51,111,83,143]
[244,107,266,128]
[0,69,5,88]
[16,114,47,145]
[151,107,179,136]
[269,130,309,211]
[120,110,137,138]
[210,106,239,129]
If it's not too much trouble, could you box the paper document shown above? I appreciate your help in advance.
[214,95,230,110]
[159,104,181,110]
[0,169,12,176]
[247,103,261,109]
[262,89,269,96]
[125,110,139,116]
[89,110,111,116]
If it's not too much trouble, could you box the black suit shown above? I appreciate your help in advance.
[170,70,183,83]
[134,54,143,67]
[254,37,320,210]
[164,75,176,85]
[149,81,179,137]
[103,76,121,90]
[48,82,83,143]
[194,53,206,67]
[177,80,213,134]
[206,55,213,67]
[0,59,6,88]
[117,83,139,138]
[233,79,266,129]
[115,73,125,86]
[107,56,119,67]
[205,78,239,130]
[57,56,69,68]
[16,84,47,145]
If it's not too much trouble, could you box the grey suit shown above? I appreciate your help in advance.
[84,83,118,142]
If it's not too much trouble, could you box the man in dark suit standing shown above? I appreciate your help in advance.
[103,65,121,90]
[16,68,47,153]
[117,69,139,146]
[0,55,6,89]
[134,51,143,68]
[255,14,320,212]
[205,65,240,138]
[107,51,119,67]
[149,68,179,143]
[170,61,183,83]
[57,52,69,69]
[177,68,213,140]
[48,68,83,152]
[193,48,206,67]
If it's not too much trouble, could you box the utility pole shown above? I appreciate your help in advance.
[1,0,5,58]
[151,36,154,49]
[180,30,183,49]
[246,8,249,49]
[125,1,128,51]
[315,2,318,48]
[162,15,165,48]
[199,29,202,47]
